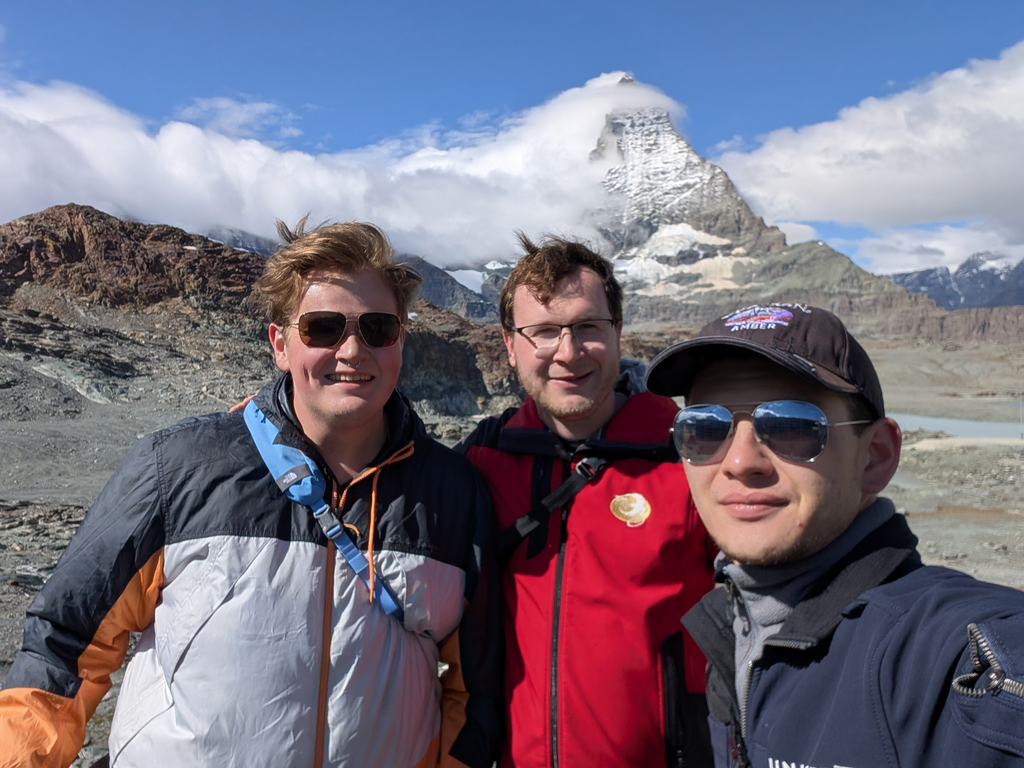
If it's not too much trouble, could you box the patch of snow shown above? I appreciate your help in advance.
[624,254,756,297]
[628,222,730,261]
[446,269,485,293]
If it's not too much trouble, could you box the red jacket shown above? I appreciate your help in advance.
[459,387,716,767]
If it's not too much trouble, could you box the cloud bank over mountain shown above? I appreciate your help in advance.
[2,44,1024,273]
[0,73,676,266]
[715,40,1024,273]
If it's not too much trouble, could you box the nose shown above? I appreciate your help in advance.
[335,324,367,365]
[719,417,775,480]
[550,326,584,362]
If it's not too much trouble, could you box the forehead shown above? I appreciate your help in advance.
[688,357,847,412]
[296,269,398,314]
[511,267,610,325]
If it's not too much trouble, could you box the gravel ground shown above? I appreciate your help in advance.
[1,336,1022,764]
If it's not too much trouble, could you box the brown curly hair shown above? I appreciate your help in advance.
[499,232,623,330]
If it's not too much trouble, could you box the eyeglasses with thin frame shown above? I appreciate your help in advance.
[290,311,403,349]
[510,318,615,352]
[670,400,873,465]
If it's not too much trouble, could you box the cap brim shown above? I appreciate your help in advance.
[645,337,860,399]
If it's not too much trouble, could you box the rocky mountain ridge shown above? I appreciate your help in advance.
[0,205,524,431]
[593,106,787,258]
[889,252,1024,310]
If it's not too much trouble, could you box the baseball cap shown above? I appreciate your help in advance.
[645,303,884,418]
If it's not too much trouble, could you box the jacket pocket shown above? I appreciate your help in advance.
[661,630,713,767]
[950,620,1024,757]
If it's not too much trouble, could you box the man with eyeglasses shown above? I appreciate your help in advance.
[0,220,501,767]
[644,303,1024,768]
[457,234,716,767]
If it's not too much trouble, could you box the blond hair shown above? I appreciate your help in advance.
[256,216,422,327]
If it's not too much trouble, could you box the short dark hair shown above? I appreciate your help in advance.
[499,232,623,330]
[256,216,422,328]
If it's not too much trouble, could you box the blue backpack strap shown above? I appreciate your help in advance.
[242,400,404,621]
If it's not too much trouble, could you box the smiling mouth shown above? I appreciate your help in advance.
[719,495,788,520]
[551,371,593,386]
[326,373,373,383]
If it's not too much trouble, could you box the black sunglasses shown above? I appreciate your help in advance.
[671,400,872,464]
[291,311,402,349]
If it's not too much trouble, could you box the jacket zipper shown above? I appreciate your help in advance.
[954,622,1024,697]
[549,526,567,768]
[549,459,570,768]
[660,634,686,768]
[314,540,336,768]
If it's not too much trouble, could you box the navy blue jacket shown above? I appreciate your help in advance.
[683,513,1024,768]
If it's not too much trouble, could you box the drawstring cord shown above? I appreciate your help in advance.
[330,440,415,604]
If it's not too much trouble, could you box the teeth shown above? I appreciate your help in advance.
[327,374,372,382]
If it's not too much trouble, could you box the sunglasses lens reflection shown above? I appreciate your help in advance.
[673,401,831,464]
[299,313,348,347]
[358,312,402,348]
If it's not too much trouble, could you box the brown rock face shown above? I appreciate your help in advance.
[624,240,1024,342]
[0,204,266,310]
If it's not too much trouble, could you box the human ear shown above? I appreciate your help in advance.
[268,324,290,373]
[502,327,518,368]
[860,418,902,495]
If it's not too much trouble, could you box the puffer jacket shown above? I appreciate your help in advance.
[458,367,716,767]
[0,374,501,768]
[683,511,1024,768]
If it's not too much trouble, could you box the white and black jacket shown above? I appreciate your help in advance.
[0,374,501,768]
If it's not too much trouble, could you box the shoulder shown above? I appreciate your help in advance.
[858,567,1024,761]
[414,432,487,488]
[863,565,1024,621]
[455,405,521,455]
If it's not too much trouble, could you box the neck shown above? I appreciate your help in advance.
[297,410,389,482]
[538,392,619,442]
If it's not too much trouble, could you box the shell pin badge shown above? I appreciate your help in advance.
[610,493,652,527]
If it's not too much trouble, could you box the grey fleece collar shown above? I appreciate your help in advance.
[718,498,896,701]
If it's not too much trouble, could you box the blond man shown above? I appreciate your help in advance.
[0,220,500,768]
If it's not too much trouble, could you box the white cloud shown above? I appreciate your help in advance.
[175,96,302,140]
[0,73,677,266]
[774,221,818,244]
[845,224,1024,274]
[715,40,1024,274]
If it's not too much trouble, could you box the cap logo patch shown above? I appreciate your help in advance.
[724,305,794,332]
[610,493,652,527]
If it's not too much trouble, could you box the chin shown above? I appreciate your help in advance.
[539,394,601,421]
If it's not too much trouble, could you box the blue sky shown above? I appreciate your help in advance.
[2,1,1024,274]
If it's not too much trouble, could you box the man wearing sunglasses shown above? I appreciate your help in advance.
[645,303,1024,768]
[458,234,716,767]
[0,220,501,767]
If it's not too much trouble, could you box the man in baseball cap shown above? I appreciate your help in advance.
[645,302,1024,768]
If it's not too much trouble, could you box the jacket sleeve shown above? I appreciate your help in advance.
[437,471,503,768]
[0,434,166,768]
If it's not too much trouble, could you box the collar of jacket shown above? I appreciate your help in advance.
[252,372,425,470]
[684,508,924,667]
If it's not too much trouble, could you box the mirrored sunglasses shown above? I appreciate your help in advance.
[671,400,872,464]
[292,311,402,349]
